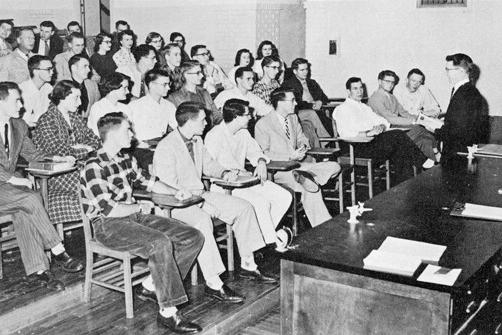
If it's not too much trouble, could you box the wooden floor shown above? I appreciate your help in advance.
[235,306,280,335]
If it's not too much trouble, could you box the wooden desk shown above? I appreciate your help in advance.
[27,167,78,210]
[281,157,502,335]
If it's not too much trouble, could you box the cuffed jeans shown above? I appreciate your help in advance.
[94,213,204,308]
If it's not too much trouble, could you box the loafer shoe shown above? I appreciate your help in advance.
[135,285,157,303]
[157,311,202,334]
[28,271,65,291]
[205,284,245,303]
[53,252,84,273]
[292,170,320,193]
[239,269,278,284]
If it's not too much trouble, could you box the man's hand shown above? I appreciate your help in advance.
[174,188,192,201]
[52,155,76,164]
[291,146,307,161]
[312,100,323,110]
[367,125,385,137]
[7,176,33,188]
[138,200,154,214]
[222,170,239,182]
[254,160,268,184]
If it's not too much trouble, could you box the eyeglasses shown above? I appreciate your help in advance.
[35,67,54,72]
[266,66,280,70]
[445,67,461,72]
[382,79,396,84]
[186,71,203,75]
[282,98,296,102]
[241,113,251,117]
[103,40,112,44]
[195,52,210,57]
[173,39,184,43]
[151,81,170,87]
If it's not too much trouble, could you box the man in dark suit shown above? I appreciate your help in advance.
[436,53,487,167]
[0,82,83,290]
[33,21,64,60]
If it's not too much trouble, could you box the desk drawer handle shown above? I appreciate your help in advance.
[466,301,478,314]
[496,323,502,334]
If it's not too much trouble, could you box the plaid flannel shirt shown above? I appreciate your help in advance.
[80,148,156,219]
[251,80,280,105]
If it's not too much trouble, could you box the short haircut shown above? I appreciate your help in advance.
[407,68,425,82]
[0,82,20,101]
[68,54,88,72]
[16,27,34,39]
[345,77,362,90]
[445,53,473,74]
[0,20,14,28]
[163,43,181,55]
[67,21,81,31]
[261,55,281,69]
[235,66,254,81]
[256,40,278,60]
[118,29,134,43]
[49,80,79,105]
[174,60,201,91]
[93,32,112,53]
[270,87,294,109]
[133,44,155,63]
[223,98,249,123]
[40,20,56,31]
[176,101,205,127]
[144,69,170,88]
[234,48,254,67]
[291,58,310,70]
[190,44,206,58]
[67,32,85,44]
[169,32,184,42]
[99,72,130,96]
[97,112,128,141]
[145,32,163,44]
[28,55,51,78]
[115,20,129,29]
[378,70,399,83]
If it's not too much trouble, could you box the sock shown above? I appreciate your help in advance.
[37,270,45,275]
[159,306,177,318]
[51,243,65,256]
[422,159,435,169]
[142,275,155,292]
[206,275,223,290]
[241,255,258,271]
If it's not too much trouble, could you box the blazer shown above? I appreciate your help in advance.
[0,49,33,83]
[254,110,310,161]
[281,75,329,110]
[436,82,487,163]
[0,118,47,183]
[153,130,225,191]
[33,34,64,60]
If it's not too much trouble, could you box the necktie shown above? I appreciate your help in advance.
[450,87,455,98]
[44,40,50,56]
[284,117,291,140]
[140,79,146,97]
[4,123,9,156]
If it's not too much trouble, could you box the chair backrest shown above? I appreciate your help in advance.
[76,183,94,245]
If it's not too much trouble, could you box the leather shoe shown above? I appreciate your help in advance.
[157,311,202,333]
[239,269,278,284]
[53,252,84,273]
[135,285,157,303]
[205,284,245,303]
[292,170,320,193]
[28,271,65,291]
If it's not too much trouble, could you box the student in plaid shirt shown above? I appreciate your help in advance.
[80,112,204,334]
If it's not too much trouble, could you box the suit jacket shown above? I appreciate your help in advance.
[82,79,101,119]
[0,49,33,83]
[153,130,225,191]
[436,82,486,163]
[282,75,328,110]
[33,34,64,60]
[254,111,310,161]
[54,50,73,81]
[0,118,47,183]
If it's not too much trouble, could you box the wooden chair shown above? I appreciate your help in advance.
[0,214,16,279]
[80,195,149,319]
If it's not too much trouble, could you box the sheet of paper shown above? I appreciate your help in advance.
[477,144,502,156]
[378,236,446,263]
[363,250,422,277]
[417,265,462,286]
[462,203,502,221]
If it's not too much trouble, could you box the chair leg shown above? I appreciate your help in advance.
[413,165,418,177]
[0,248,3,279]
[385,160,391,190]
[292,192,298,236]
[83,251,94,302]
[123,257,134,319]
[56,223,64,240]
[190,265,198,286]
[367,161,373,199]
[337,173,344,213]
[226,225,234,272]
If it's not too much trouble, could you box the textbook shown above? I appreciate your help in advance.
[451,202,502,222]
[417,113,444,131]
[28,159,74,172]
[363,250,422,277]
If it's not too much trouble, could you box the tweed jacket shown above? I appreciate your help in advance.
[0,49,33,83]
[281,75,329,110]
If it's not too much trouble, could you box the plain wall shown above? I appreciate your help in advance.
[305,0,502,115]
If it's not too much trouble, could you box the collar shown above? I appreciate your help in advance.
[453,78,470,94]
[16,48,31,60]
[178,128,194,144]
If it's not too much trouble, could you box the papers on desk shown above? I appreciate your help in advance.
[451,202,502,222]
[28,160,74,172]
[417,113,444,131]
[363,237,447,277]
[209,175,259,185]
[417,265,462,286]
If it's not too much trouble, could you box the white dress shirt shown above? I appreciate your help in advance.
[19,79,52,126]
[394,85,441,116]
[333,98,390,138]
[87,97,132,136]
[214,87,273,117]
[452,78,470,96]
[129,94,177,141]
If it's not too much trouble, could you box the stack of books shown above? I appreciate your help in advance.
[28,159,74,172]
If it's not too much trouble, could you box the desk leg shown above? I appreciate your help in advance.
[224,189,234,272]
[40,178,49,211]
[350,144,356,206]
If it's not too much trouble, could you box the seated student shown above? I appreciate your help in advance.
[169,32,190,64]
[160,43,182,91]
[64,21,90,58]
[33,20,64,60]
[111,20,130,53]
[255,88,341,228]
[227,49,254,86]
[205,99,292,250]
[252,55,281,105]
[191,44,233,95]
[129,69,178,142]
[80,112,204,333]
[0,82,82,291]
[153,102,277,292]
[32,80,100,230]
[90,33,117,80]
[0,28,36,84]
[281,58,333,142]
[116,44,157,99]
[20,55,53,127]
[53,32,86,81]
[214,66,273,117]
[145,32,164,66]
[168,60,220,126]
[253,40,285,82]
[368,70,439,162]
[112,29,136,69]
[68,54,101,119]
[333,77,432,184]
[0,20,13,57]
[88,72,131,136]
[393,68,441,117]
